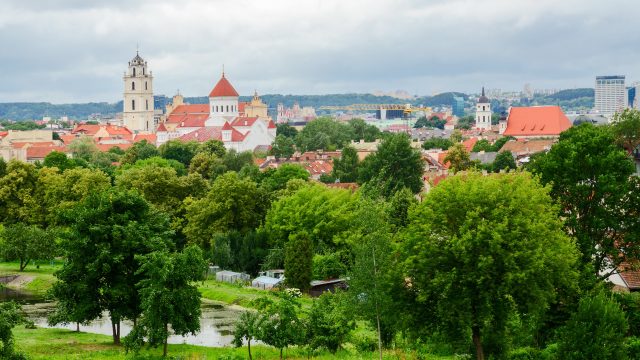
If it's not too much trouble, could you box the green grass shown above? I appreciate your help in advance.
[13,326,457,359]
[0,260,62,296]
[198,279,313,309]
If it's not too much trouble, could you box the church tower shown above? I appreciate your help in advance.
[475,87,492,131]
[123,52,154,132]
[206,71,239,127]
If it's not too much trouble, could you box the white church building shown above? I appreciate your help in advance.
[156,72,276,152]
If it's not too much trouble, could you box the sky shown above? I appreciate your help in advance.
[0,0,638,103]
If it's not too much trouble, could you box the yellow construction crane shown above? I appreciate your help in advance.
[319,103,431,113]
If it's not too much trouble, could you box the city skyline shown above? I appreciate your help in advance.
[1,0,639,103]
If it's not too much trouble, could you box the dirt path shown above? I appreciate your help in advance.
[6,275,35,289]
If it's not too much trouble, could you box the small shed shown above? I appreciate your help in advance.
[309,279,348,297]
[216,270,250,284]
[261,269,285,279]
[252,276,283,290]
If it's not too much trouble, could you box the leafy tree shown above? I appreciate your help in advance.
[0,160,41,225]
[271,134,296,159]
[233,311,262,360]
[611,108,640,154]
[184,172,267,249]
[492,150,516,172]
[222,149,254,172]
[306,292,355,353]
[557,292,628,360]
[443,143,471,173]
[124,245,206,357]
[348,118,380,142]
[528,123,638,278]
[67,136,99,162]
[450,129,463,143]
[255,293,305,359]
[358,133,424,197]
[0,158,6,178]
[457,115,475,130]
[188,152,225,180]
[332,145,359,183]
[0,302,27,360]
[414,116,445,129]
[260,163,309,193]
[198,139,226,157]
[119,156,187,176]
[0,224,55,271]
[403,172,579,360]
[422,137,452,150]
[120,140,159,165]
[312,253,347,280]
[43,151,76,171]
[387,187,417,229]
[284,232,313,292]
[158,139,200,167]
[296,117,354,151]
[276,123,298,139]
[318,173,336,183]
[492,136,515,152]
[471,139,492,152]
[52,189,173,344]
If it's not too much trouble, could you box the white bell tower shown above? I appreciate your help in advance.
[475,87,492,131]
[123,51,154,132]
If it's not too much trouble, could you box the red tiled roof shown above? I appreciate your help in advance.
[304,160,333,176]
[208,74,239,97]
[230,117,258,127]
[11,141,57,149]
[180,127,222,142]
[499,139,555,156]
[170,104,209,115]
[97,143,132,152]
[26,146,66,159]
[59,134,77,144]
[238,102,248,115]
[503,106,572,137]
[133,133,157,145]
[267,120,276,129]
[71,124,133,137]
[166,104,210,126]
[462,137,478,152]
[437,151,450,169]
[232,129,247,142]
[156,123,167,132]
[222,122,233,130]
[0,131,8,138]
[618,266,640,290]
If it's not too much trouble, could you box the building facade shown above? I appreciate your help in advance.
[475,87,492,130]
[595,75,627,116]
[123,52,155,132]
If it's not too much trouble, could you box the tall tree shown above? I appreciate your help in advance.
[348,118,380,142]
[296,117,354,151]
[357,133,424,197]
[443,143,471,173]
[0,224,56,271]
[158,139,200,167]
[43,151,76,171]
[276,123,298,139]
[198,139,226,158]
[233,311,262,360]
[0,301,27,360]
[403,172,579,360]
[255,294,305,360]
[529,123,639,278]
[271,134,296,159]
[124,245,206,357]
[0,160,41,225]
[52,189,173,344]
[284,232,313,292]
[492,150,516,172]
[611,108,640,155]
[332,145,359,183]
[120,140,159,165]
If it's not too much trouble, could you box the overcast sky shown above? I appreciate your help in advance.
[0,0,638,103]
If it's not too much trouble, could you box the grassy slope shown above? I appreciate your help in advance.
[198,279,313,309]
[13,326,457,360]
[0,261,61,296]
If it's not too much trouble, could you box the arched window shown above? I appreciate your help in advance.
[146,99,149,110]
[143,67,145,75]
[215,106,218,112]
[133,68,136,77]
[132,100,135,111]
[132,82,135,90]
[482,105,485,111]
[226,105,229,112]
[145,82,148,90]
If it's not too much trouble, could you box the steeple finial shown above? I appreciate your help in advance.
[222,64,225,77]
[482,86,485,96]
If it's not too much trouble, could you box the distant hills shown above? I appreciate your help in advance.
[0,89,594,121]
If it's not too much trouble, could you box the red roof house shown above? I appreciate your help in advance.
[503,106,571,138]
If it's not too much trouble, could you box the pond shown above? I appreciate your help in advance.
[2,288,241,347]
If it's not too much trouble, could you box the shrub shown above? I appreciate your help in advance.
[628,337,640,360]
[507,347,540,360]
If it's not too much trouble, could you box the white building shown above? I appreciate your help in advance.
[123,52,154,132]
[475,87,492,131]
[595,75,627,117]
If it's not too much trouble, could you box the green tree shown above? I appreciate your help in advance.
[52,189,173,344]
[296,117,354,151]
[233,311,262,360]
[125,245,206,357]
[260,163,309,193]
[0,224,55,271]
[528,123,639,277]
[276,123,298,139]
[557,292,628,360]
[188,152,226,180]
[43,151,76,171]
[306,292,355,353]
[450,129,463,143]
[332,145,359,183]
[348,118,380,142]
[471,139,492,152]
[158,139,200,167]
[358,133,424,197]
[67,136,99,162]
[403,172,579,360]
[0,158,6,178]
[198,139,226,157]
[255,293,305,360]
[0,302,27,360]
[491,136,515,152]
[284,232,313,292]
[422,137,452,150]
[184,172,267,248]
[611,108,640,154]
[492,150,516,172]
[222,149,254,172]
[443,143,471,173]
[121,140,159,165]
[0,160,41,225]
[271,134,296,159]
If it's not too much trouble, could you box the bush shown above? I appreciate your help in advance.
[557,292,628,360]
[507,347,540,360]
[628,337,640,360]
[350,328,377,353]
[539,343,559,360]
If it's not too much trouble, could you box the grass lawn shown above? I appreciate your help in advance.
[198,279,313,309]
[13,326,458,359]
[0,260,62,296]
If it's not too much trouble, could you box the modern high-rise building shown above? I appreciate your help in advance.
[452,96,465,117]
[123,52,154,132]
[595,75,627,116]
